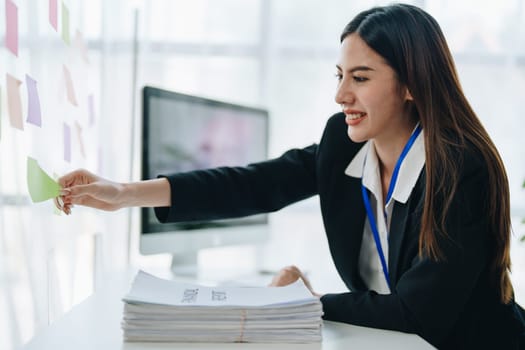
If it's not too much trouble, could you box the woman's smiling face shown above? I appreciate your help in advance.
[334,33,413,145]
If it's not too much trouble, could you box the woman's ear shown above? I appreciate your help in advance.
[405,89,413,101]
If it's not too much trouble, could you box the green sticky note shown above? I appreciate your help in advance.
[27,157,60,203]
[61,2,70,45]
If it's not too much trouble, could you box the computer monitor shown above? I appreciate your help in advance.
[140,86,269,275]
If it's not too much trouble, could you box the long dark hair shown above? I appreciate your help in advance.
[340,4,512,303]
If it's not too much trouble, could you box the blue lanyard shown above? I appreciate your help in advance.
[361,124,422,289]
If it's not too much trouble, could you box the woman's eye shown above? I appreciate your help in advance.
[334,73,343,81]
[353,76,368,83]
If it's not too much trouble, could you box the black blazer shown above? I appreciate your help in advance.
[155,113,525,349]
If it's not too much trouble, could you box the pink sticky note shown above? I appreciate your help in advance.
[74,121,86,158]
[26,75,42,127]
[62,65,78,106]
[49,0,57,31]
[88,94,95,126]
[6,74,23,130]
[63,123,71,162]
[5,0,18,56]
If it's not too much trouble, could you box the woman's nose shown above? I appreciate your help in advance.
[335,82,354,106]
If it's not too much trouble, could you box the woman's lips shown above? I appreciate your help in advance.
[344,112,367,126]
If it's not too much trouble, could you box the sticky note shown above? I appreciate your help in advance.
[6,73,23,130]
[63,65,77,106]
[75,121,86,158]
[61,2,70,45]
[49,0,57,31]
[27,157,61,203]
[26,74,42,127]
[88,94,95,126]
[75,30,90,63]
[5,0,18,56]
[64,123,71,162]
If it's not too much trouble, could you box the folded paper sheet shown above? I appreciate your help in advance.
[125,271,318,307]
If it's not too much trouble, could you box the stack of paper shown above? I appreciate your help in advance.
[122,270,323,343]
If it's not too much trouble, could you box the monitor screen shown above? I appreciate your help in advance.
[141,86,269,239]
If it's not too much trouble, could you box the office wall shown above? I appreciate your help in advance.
[0,1,138,349]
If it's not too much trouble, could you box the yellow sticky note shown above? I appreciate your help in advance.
[27,157,60,203]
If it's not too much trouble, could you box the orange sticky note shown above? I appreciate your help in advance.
[63,65,78,106]
[6,73,23,130]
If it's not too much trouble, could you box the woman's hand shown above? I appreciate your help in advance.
[269,265,322,298]
[55,169,126,214]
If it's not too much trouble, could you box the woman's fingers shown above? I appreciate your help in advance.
[269,265,302,287]
[58,169,99,189]
[67,183,99,198]
[54,196,63,211]
[269,265,319,297]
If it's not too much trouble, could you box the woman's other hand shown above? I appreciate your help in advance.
[269,265,322,298]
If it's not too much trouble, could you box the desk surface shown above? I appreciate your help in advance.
[23,269,434,350]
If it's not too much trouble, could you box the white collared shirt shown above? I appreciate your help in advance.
[344,127,425,294]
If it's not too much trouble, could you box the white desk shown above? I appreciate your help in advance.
[23,269,434,350]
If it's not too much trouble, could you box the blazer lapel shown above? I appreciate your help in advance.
[348,179,367,290]
[388,197,411,286]
[388,172,425,286]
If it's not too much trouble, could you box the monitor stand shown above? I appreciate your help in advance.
[170,251,199,277]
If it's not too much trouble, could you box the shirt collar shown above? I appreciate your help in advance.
[344,127,426,204]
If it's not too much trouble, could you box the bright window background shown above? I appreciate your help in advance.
[1,1,524,349]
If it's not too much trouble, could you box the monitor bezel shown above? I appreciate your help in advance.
[140,86,270,239]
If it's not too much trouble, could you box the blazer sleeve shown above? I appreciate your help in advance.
[320,157,492,346]
[154,145,318,223]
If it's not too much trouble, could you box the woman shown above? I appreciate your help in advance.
[57,4,525,349]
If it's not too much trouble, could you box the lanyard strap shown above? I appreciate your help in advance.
[385,124,422,204]
[361,124,422,289]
